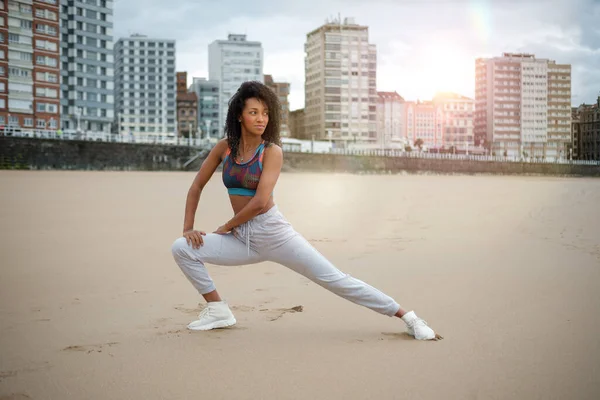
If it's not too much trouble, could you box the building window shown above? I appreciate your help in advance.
[24,118,33,127]
[37,120,46,128]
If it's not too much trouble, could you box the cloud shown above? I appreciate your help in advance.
[114,0,600,109]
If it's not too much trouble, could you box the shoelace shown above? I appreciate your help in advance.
[408,318,429,332]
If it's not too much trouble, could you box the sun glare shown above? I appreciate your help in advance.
[408,42,475,101]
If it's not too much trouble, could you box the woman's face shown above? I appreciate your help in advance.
[240,97,269,137]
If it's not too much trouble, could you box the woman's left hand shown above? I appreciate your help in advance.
[214,224,231,235]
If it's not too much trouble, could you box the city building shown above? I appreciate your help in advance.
[304,17,377,146]
[475,52,571,159]
[264,74,290,137]
[578,96,600,160]
[175,71,197,138]
[377,91,405,147]
[208,33,263,135]
[2,0,61,132]
[571,106,581,160]
[59,0,114,132]
[289,108,306,140]
[433,92,475,151]
[114,34,176,136]
[188,77,219,139]
[404,100,442,149]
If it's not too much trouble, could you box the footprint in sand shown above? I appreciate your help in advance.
[259,305,304,322]
[0,370,17,382]
[0,394,33,400]
[157,329,188,337]
[1,363,53,383]
[174,306,200,315]
[381,332,412,341]
[230,305,255,312]
[62,342,119,354]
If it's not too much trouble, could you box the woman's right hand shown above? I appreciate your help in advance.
[183,230,206,249]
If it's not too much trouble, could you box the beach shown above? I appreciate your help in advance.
[1,170,599,400]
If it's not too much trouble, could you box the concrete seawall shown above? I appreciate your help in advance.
[1,137,599,177]
[0,137,198,171]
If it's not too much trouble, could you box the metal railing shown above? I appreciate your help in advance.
[323,148,600,166]
[1,127,212,147]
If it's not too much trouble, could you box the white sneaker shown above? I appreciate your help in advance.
[187,301,237,331]
[401,311,443,341]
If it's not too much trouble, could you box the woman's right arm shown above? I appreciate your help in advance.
[182,139,228,248]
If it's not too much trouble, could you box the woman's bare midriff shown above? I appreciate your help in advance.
[229,195,275,216]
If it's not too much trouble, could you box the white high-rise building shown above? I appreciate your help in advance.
[114,34,177,136]
[304,17,377,145]
[377,91,406,147]
[208,34,263,135]
[475,53,571,159]
[60,0,115,132]
[188,77,220,138]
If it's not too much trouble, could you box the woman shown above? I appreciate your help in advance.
[171,81,442,340]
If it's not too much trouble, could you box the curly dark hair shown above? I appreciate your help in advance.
[225,81,281,159]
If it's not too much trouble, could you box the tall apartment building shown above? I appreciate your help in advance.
[304,17,377,145]
[188,77,219,138]
[175,71,197,138]
[1,0,61,132]
[475,53,571,159]
[264,74,290,137]
[289,108,306,140]
[114,34,176,135]
[377,91,405,147]
[208,34,263,135]
[578,96,600,160]
[59,0,114,132]
[571,106,581,160]
[433,92,475,150]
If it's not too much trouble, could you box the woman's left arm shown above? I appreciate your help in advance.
[216,145,283,233]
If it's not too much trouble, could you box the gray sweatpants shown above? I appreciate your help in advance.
[171,205,401,317]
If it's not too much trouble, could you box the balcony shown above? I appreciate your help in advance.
[7,10,34,20]
[8,106,34,114]
[8,90,34,101]
[8,25,33,37]
[8,41,34,53]
[8,58,33,69]
[8,74,33,85]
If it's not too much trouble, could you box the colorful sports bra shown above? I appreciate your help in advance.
[222,142,269,197]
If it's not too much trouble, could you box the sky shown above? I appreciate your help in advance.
[113,0,600,111]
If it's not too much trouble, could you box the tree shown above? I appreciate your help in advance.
[414,138,424,151]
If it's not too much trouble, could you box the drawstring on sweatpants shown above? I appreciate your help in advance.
[243,222,253,256]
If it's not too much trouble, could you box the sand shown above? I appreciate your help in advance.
[1,170,599,400]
